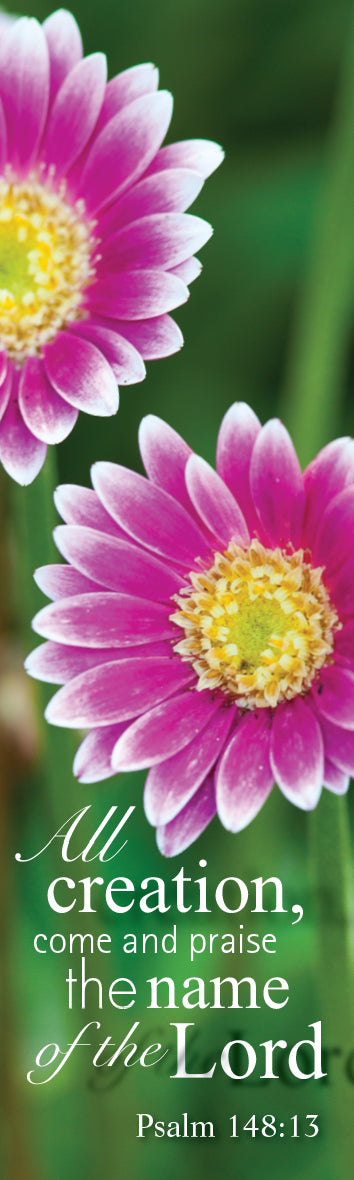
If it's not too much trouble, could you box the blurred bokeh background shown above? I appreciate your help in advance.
[1,1,354,1178]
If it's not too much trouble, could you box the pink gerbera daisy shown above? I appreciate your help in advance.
[0,9,222,484]
[26,404,354,856]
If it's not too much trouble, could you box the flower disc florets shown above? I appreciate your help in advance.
[0,174,94,360]
[172,539,339,707]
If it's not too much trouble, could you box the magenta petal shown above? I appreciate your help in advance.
[323,759,350,795]
[144,705,234,825]
[74,723,129,783]
[68,322,145,385]
[54,525,183,600]
[25,640,127,684]
[45,657,193,727]
[0,96,7,174]
[100,314,183,359]
[147,139,224,180]
[0,17,49,171]
[157,774,216,857]
[34,564,101,600]
[216,712,273,832]
[0,385,46,485]
[100,212,212,272]
[96,64,159,131]
[91,461,209,565]
[250,419,305,547]
[312,665,354,730]
[44,332,118,416]
[32,591,175,648]
[54,484,125,537]
[319,715,354,776]
[270,698,324,809]
[139,414,192,507]
[41,53,107,175]
[303,437,354,548]
[333,622,354,665]
[88,269,189,320]
[112,691,221,771]
[99,170,204,237]
[0,364,12,422]
[77,91,173,213]
[185,454,250,547]
[216,402,262,533]
[26,638,168,685]
[311,487,354,574]
[328,557,354,620]
[19,359,78,443]
[171,257,202,284]
[43,9,83,102]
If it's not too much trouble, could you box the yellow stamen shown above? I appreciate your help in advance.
[171,539,340,709]
[0,173,96,361]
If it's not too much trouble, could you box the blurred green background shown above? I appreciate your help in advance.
[1,1,354,1178]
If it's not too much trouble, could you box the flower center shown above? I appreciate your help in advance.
[171,539,340,708]
[0,175,95,360]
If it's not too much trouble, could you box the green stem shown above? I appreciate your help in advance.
[281,2,354,461]
[9,451,76,818]
[281,5,354,1171]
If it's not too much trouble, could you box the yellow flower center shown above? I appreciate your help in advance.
[171,539,340,708]
[0,175,95,361]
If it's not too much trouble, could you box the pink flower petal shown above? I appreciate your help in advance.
[54,484,125,538]
[328,556,354,620]
[138,414,192,507]
[157,774,216,857]
[32,591,176,648]
[216,402,262,533]
[41,53,107,176]
[91,461,210,565]
[98,314,183,359]
[147,139,224,180]
[216,712,273,832]
[54,525,183,600]
[185,454,250,547]
[144,705,234,825]
[112,690,221,771]
[98,169,204,238]
[88,269,189,320]
[303,437,354,549]
[26,638,169,684]
[0,383,46,485]
[171,257,202,284]
[99,212,212,272]
[0,96,7,174]
[44,332,118,416]
[312,665,354,729]
[68,322,145,385]
[319,715,354,775]
[270,698,324,809]
[45,657,193,728]
[250,419,305,548]
[323,759,350,795]
[0,363,12,422]
[43,9,83,102]
[19,358,78,444]
[34,564,101,600]
[77,91,173,213]
[333,621,354,665]
[311,487,354,574]
[96,64,159,131]
[0,17,49,171]
[74,723,129,783]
